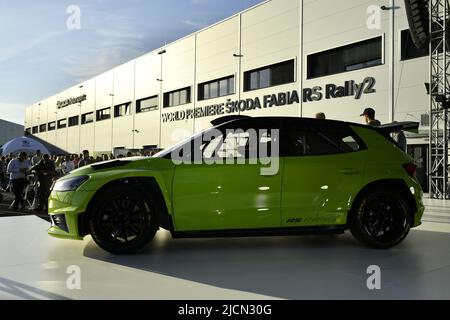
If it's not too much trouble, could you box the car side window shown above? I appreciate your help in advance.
[202,134,223,159]
[203,131,251,159]
[340,135,360,152]
[202,123,279,160]
[304,130,340,155]
[288,123,361,157]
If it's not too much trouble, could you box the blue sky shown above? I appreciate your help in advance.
[0,0,263,125]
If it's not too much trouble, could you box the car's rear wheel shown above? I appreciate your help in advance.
[349,187,413,249]
[89,185,157,254]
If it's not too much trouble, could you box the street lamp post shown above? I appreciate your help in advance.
[157,48,166,148]
[78,85,84,154]
[110,93,114,155]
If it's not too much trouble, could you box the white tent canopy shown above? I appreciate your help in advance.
[0,136,50,157]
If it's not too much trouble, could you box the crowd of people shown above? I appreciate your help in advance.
[0,149,158,212]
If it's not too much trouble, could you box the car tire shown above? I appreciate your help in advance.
[89,185,158,254]
[349,187,413,249]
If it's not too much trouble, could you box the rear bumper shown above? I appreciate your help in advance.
[409,181,425,228]
[413,204,425,228]
[47,190,95,240]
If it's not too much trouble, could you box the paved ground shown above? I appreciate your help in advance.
[0,192,50,221]
[0,191,449,300]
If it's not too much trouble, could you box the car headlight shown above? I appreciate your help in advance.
[52,176,89,192]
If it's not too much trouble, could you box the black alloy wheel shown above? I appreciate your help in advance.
[350,187,412,249]
[89,185,158,254]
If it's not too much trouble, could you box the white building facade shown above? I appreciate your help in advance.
[25,0,430,186]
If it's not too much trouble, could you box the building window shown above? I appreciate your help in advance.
[163,87,191,108]
[68,116,79,127]
[32,126,39,134]
[57,119,67,129]
[198,76,235,101]
[307,36,383,79]
[25,128,31,135]
[400,29,429,61]
[114,102,131,118]
[48,122,56,131]
[81,112,94,124]
[421,114,430,127]
[244,59,295,91]
[39,124,47,132]
[136,95,158,113]
[96,107,111,121]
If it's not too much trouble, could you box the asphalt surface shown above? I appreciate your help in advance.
[1,190,450,299]
[0,192,50,222]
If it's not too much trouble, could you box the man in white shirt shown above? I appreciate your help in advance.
[31,150,43,209]
[62,155,75,175]
[32,150,42,166]
[6,152,31,210]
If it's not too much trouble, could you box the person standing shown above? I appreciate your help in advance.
[31,154,56,212]
[78,150,92,168]
[392,129,407,152]
[0,156,6,188]
[31,150,43,209]
[32,150,42,166]
[315,112,326,120]
[6,152,31,210]
[72,154,80,168]
[391,122,407,152]
[360,108,381,126]
[61,155,75,175]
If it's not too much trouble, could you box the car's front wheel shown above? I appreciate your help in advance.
[349,187,413,249]
[89,185,158,254]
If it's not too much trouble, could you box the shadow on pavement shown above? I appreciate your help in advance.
[82,230,450,299]
[0,277,71,300]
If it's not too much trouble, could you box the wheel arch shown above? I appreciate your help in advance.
[80,177,174,237]
[349,179,418,223]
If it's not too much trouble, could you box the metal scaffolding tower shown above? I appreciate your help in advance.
[429,0,450,199]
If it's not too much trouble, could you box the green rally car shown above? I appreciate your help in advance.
[48,116,424,254]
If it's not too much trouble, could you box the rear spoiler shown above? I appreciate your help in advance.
[376,121,419,134]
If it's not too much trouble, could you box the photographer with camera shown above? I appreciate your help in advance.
[31,154,56,212]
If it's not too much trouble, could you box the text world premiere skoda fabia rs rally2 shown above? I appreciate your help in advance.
[48,116,424,254]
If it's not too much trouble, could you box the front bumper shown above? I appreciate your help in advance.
[47,190,96,240]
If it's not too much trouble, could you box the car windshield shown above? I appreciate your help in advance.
[152,126,217,158]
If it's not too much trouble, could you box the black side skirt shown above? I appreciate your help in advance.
[171,225,347,239]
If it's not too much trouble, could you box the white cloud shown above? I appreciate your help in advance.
[95,28,145,40]
[181,19,206,28]
[60,44,143,82]
[0,102,26,125]
[0,31,65,64]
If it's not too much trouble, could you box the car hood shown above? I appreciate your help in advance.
[65,157,172,178]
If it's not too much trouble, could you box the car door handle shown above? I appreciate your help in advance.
[340,168,359,175]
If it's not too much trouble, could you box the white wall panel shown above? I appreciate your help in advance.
[23,0,431,153]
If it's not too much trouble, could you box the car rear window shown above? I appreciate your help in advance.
[288,124,362,157]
